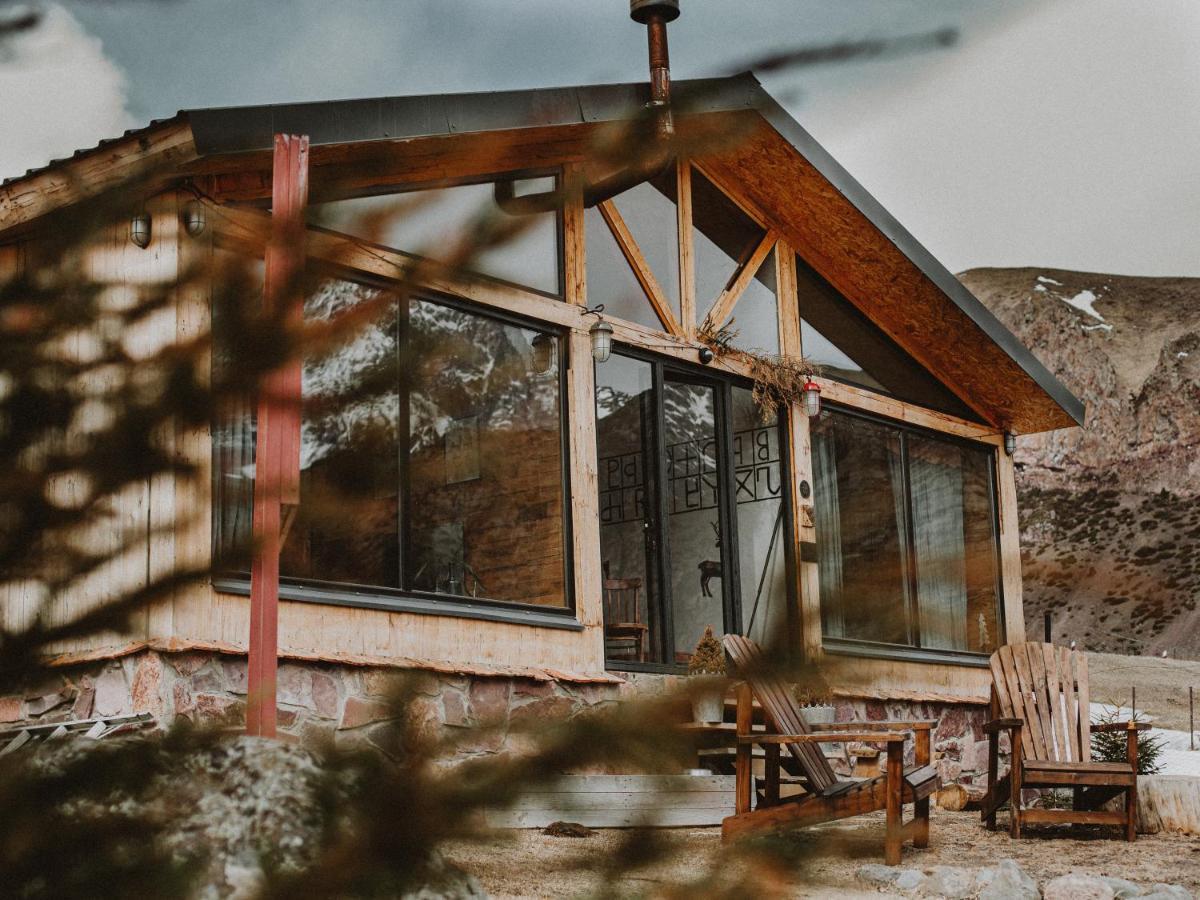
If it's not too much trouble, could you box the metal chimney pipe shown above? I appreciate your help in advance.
[630,0,680,137]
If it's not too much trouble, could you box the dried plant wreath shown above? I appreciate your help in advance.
[697,320,821,422]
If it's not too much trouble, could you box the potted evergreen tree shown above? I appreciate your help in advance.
[688,626,728,724]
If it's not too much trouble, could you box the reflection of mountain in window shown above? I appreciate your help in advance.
[215,277,570,609]
[308,177,560,296]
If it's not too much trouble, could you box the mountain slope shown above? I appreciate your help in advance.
[959,267,1200,656]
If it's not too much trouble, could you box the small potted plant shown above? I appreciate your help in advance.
[688,625,728,724]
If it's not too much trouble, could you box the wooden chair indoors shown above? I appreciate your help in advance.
[602,577,647,662]
[722,635,939,865]
[981,642,1147,841]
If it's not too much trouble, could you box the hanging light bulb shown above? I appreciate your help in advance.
[589,317,614,363]
[529,332,556,375]
[182,200,207,237]
[130,211,152,248]
[802,379,822,418]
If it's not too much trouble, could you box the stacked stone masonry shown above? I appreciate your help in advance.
[0,650,1000,782]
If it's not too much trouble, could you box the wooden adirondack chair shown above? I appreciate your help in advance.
[721,635,939,865]
[981,642,1148,841]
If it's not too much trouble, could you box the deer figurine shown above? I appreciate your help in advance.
[698,521,723,598]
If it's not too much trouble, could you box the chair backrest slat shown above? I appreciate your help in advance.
[1075,650,1092,762]
[723,634,838,793]
[989,642,1091,763]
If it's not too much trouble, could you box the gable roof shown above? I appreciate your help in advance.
[0,73,1083,432]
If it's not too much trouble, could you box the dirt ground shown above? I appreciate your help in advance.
[445,809,1200,899]
[1089,651,1200,732]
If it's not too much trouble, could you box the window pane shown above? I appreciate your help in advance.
[596,355,661,663]
[796,255,978,421]
[732,388,788,646]
[281,278,401,588]
[812,411,911,645]
[692,167,766,309]
[585,205,663,330]
[609,168,680,325]
[908,435,999,652]
[405,298,567,606]
[309,178,560,295]
[664,379,725,659]
[726,248,780,357]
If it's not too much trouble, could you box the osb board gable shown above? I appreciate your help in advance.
[697,122,1077,435]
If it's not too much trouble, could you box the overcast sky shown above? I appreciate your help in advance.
[2,0,1198,278]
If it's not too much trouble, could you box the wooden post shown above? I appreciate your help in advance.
[764,743,780,807]
[1190,686,1194,752]
[913,727,930,848]
[1126,721,1139,842]
[1009,735,1023,839]
[885,740,902,865]
[734,681,753,815]
[247,133,309,737]
[985,731,1000,830]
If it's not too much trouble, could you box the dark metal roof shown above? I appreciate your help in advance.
[1,73,1082,426]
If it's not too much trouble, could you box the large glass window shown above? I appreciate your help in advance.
[595,351,793,668]
[812,407,1001,655]
[308,176,561,296]
[216,277,570,610]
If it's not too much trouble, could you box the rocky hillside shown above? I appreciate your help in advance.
[960,268,1200,657]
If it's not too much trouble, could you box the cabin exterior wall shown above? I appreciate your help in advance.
[0,137,1042,775]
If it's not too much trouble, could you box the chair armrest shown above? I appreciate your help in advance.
[982,718,1023,734]
[811,720,936,732]
[1092,721,1152,733]
[739,732,908,745]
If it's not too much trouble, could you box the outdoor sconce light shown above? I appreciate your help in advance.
[182,200,207,237]
[802,379,822,418]
[584,305,613,363]
[1004,432,1016,456]
[529,332,556,375]
[130,211,152,248]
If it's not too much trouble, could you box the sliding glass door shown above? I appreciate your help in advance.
[595,350,793,669]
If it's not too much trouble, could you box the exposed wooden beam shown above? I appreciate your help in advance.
[701,230,778,336]
[0,120,198,239]
[562,163,586,307]
[676,160,696,339]
[775,241,801,357]
[596,198,683,338]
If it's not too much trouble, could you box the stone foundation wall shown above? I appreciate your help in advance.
[0,650,999,783]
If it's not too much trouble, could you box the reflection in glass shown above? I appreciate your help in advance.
[663,379,725,659]
[731,388,787,646]
[908,434,999,652]
[812,408,1001,653]
[405,299,566,606]
[309,177,560,295]
[282,279,401,588]
[726,248,780,357]
[596,356,660,662]
[610,169,680,324]
[585,206,663,331]
[215,278,569,609]
[692,167,766,309]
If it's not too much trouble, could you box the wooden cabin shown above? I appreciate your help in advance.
[0,74,1082,780]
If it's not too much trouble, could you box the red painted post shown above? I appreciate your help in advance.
[247,133,308,737]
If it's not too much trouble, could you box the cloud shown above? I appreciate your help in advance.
[0,3,133,181]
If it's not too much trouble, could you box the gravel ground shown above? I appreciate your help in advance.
[444,809,1200,899]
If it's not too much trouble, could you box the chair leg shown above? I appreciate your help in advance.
[1008,746,1023,839]
[734,683,753,815]
[885,741,902,865]
[984,734,1000,830]
[1125,782,1138,842]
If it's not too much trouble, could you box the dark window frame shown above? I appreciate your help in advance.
[599,344,798,674]
[211,274,580,630]
[815,401,1005,664]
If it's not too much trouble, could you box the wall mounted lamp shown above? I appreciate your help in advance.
[130,211,152,249]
